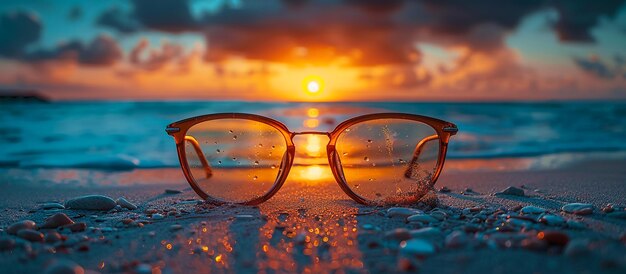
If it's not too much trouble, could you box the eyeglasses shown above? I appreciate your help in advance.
[165,113,458,205]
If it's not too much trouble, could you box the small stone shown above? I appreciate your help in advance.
[561,203,594,215]
[170,224,183,231]
[387,207,422,218]
[384,228,411,241]
[566,220,586,229]
[235,214,255,220]
[520,206,546,214]
[601,204,614,213]
[44,231,63,243]
[407,214,438,224]
[65,195,117,211]
[44,260,85,274]
[439,186,451,193]
[151,213,164,220]
[7,220,37,234]
[116,197,137,210]
[496,186,525,197]
[40,203,65,210]
[537,231,569,246]
[607,211,626,219]
[135,264,152,274]
[539,214,566,226]
[400,239,436,256]
[444,231,468,248]
[165,189,182,194]
[0,237,16,251]
[564,238,590,257]
[17,229,44,242]
[409,227,442,238]
[66,222,87,232]
[41,213,74,229]
[429,210,448,221]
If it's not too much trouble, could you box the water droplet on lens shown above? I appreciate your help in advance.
[269,152,273,157]
[345,128,351,132]
[214,141,218,144]
[342,152,348,156]
[368,178,374,181]
[218,161,222,164]
[229,130,233,134]
[371,163,376,167]
[271,145,275,149]
[354,184,360,189]
[253,176,258,180]
[216,149,221,153]
[399,159,406,164]
[232,157,237,161]
[258,143,263,147]
[233,135,237,140]
[367,139,372,143]
[271,165,277,169]
[364,157,369,162]
[254,161,259,165]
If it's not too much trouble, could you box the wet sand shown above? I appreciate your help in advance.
[0,159,625,273]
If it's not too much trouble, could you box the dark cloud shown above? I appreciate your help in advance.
[97,7,141,33]
[551,0,625,42]
[573,55,623,79]
[0,11,42,58]
[25,35,123,66]
[96,0,626,66]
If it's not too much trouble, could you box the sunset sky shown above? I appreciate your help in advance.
[1,0,625,101]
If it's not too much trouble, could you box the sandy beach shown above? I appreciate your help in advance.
[1,157,624,274]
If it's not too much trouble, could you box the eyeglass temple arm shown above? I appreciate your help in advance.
[184,136,213,179]
[404,134,439,178]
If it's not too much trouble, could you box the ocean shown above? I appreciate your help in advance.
[1,101,625,170]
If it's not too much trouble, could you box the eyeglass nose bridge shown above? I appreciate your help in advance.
[291,131,330,138]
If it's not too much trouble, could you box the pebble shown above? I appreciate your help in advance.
[407,214,438,224]
[0,237,15,251]
[66,222,87,232]
[65,195,117,211]
[444,231,468,248]
[539,214,566,226]
[400,239,436,256]
[496,186,525,197]
[165,189,182,194]
[116,197,137,210]
[170,224,183,231]
[44,260,85,274]
[387,207,422,218]
[607,211,626,219]
[45,231,63,243]
[41,213,74,229]
[564,238,590,257]
[520,206,546,214]
[409,227,443,238]
[537,231,569,246]
[384,228,411,241]
[152,213,164,220]
[566,220,586,229]
[601,204,614,213]
[40,203,65,210]
[561,203,594,215]
[135,264,152,274]
[7,220,37,235]
[17,229,44,242]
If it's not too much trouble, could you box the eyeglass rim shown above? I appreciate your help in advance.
[166,112,457,205]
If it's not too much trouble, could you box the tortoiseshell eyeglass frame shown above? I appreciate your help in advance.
[166,113,458,205]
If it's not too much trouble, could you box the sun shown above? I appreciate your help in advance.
[302,76,324,94]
